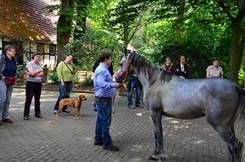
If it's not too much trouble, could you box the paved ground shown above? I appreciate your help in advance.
[0,88,244,162]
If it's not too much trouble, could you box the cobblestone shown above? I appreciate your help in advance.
[0,88,244,162]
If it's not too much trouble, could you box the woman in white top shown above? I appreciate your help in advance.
[206,59,223,78]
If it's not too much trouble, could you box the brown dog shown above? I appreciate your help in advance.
[57,94,87,119]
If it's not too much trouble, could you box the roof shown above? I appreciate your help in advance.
[0,0,58,43]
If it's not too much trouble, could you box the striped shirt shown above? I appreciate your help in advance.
[26,61,43,82]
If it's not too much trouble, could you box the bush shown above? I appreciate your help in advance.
[72,74,80,84]
[65,28,122,71]
[17,65,24,79]
[49,72,58,83]
[81,77,93,86]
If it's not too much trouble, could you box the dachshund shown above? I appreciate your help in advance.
[57,94,87,119]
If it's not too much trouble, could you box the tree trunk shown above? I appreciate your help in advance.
[74,0,89,39]
[123,23,129,52]
[229,18,244,82]
[176,0,185,44]
[57,0,74,64]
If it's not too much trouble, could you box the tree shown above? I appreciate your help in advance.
[107,0,151,51]
[57,0,75,63]
[215,0,245,82]
[152,0,206,44]
[54,0,91,63]
[73,0,91,39]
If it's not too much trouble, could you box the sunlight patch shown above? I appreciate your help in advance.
[128,157,142,162]
[194,140,205,144]
[170,120,179,124]
[133,144,143,149]
[136,112,142,116]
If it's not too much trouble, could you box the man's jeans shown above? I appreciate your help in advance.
[0,80,13,120]
[128,78,140,106]
[54,81,73,111]
[95,98,112,146]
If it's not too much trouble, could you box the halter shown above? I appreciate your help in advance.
[116,53,135,82]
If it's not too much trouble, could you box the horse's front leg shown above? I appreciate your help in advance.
[149,109,166,161]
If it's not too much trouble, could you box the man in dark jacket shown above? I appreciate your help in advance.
[175,55,190,79]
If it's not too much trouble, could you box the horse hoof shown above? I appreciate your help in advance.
[237,142,243,162]
[149,154,167,161]
[229,142,243,162]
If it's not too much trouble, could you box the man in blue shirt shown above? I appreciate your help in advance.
[93,51,122,151]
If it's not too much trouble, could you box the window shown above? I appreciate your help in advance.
[37,43,44,54]
[49,44,56,56]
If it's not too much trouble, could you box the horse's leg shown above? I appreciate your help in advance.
[149,109,166,161]
[227,126,243,162]
[208,120,243,162]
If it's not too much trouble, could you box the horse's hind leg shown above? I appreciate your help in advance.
[149,109,166,161]
[228,127,243,162]
[213,125,243,162]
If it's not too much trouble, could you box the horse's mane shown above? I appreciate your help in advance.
[131,54,173,85]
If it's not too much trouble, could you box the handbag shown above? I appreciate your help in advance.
[5,77,16,85]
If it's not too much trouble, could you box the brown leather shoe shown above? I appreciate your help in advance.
[2,118,14,123]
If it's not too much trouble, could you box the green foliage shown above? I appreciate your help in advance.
[106,0,152,47]
[65,28,122,71]
[133,1,233,78]
[16,65,24,79]
[50,72,58,84]
[152,43,210,78]
[81,77,93,86]
[51,0,244,81]
[72,74,80,84]
[238,53,245,87]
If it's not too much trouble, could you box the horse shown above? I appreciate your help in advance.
[116,52,245,162]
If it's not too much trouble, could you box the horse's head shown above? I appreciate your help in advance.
[116,50,136,83]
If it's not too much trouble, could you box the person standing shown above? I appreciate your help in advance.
[93,57,114,76]
[175,55,190,78]
[127,73,141,109]
[93,57,114,111]
[23,53,43,120]
[93,51,122,151]
[54,54,76,114]
[0,45,17,124]
[206,59,223,78]
[160,57,176,74]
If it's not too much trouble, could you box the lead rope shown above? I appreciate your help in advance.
[113,88,120,114]
[113,83,127,114]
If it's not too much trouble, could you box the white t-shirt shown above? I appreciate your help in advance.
[206,65,223,78]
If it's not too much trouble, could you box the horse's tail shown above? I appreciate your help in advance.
[235,86,245,161]
[236,87,245,117]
